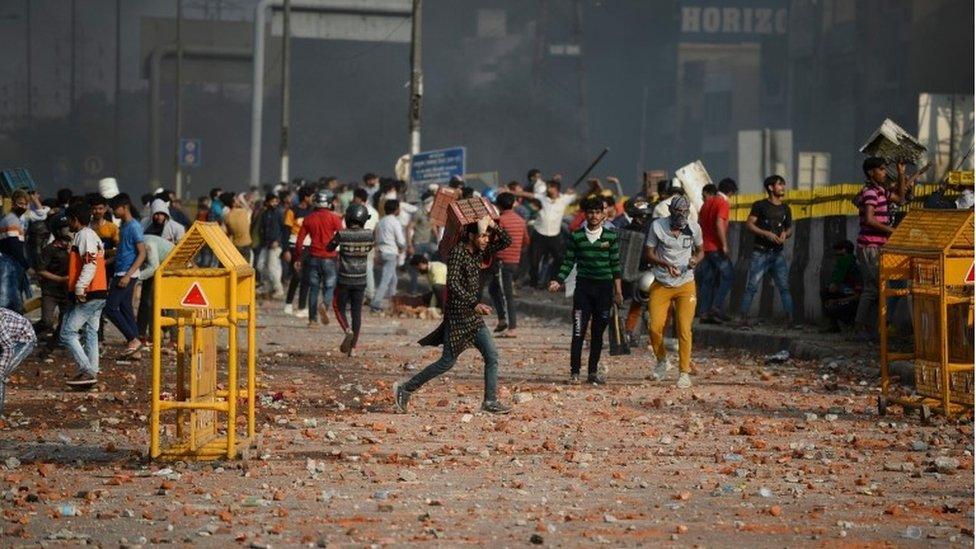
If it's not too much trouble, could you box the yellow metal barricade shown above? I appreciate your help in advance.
[878,210,974,420]
[149,222,258,460]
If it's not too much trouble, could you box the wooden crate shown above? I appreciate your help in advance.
[437,197,499,260]
[429,187,460,227]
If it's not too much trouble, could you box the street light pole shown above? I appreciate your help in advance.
[408,0,422,156]
[173,0,184,197]
[279,0,291,184]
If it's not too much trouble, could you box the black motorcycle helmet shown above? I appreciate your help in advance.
[344,203,370,228]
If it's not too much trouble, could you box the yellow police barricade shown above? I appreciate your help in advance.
[149,222,257,460]
[879,209,974,420]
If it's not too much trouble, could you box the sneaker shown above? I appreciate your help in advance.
[481,400,512,414]
[587,374,606,385]
[318,303,330,325]
[676,372,692,389]
[339,331,355,355]
[392,381,410,413]
[494,321,508,333]
[700,315,722,325]
[66,372,97,387]
[284,304,294,315]
[712,311,733,322]
[271,290,285,300]
[569,374,581,385]
[119,341,143,358]
[652,356,671,381]
[294,308,309,319]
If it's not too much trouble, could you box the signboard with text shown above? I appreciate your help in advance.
[679,2,788,41]
[179,138,202,168]
[410,147,466,187]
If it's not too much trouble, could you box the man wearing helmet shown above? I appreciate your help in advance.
[617,196,653,344]
[326,203,374,356]
[295,190,343,327]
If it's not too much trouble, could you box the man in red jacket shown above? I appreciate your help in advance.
[488,191,529,338]
[295,191,343,327]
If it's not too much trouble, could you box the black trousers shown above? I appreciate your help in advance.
[137,276,154,338]
[530,233,564,287]
[286,248,310,309]
[333,284,365,347]
[489,263,518,328]
[570,278,612,375]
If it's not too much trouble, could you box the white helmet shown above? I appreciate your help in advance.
[633,271,655,303]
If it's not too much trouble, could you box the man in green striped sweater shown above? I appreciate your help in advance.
[548,196,624,384]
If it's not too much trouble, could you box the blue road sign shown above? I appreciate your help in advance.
[410,146,465,187]
[179,138,202,167]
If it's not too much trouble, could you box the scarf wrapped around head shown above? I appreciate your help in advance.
[668,195,691,230]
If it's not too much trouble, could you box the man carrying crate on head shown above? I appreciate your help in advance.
[393,199,513,415]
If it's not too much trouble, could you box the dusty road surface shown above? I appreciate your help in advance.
[1,301,973,547]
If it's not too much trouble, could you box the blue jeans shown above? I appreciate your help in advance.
[698,251,734,315]
[0,255,30,313]
[739,250,794,318]
[306,257,337,322]
[105,276,138,341]
[371,253,399,310]
[403,324,499,402]
[0,338,35,414]
[60,299,107,376]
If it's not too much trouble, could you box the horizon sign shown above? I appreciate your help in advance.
[680,4,788,39]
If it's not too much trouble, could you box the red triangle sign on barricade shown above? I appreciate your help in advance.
[966,262,975,285]
[181,282,209,307]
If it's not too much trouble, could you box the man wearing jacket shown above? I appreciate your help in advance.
[60,204,108,387]
[295,191,343,326]
[141,199,185,244]
[257,193,285,298]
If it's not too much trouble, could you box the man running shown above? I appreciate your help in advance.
[645,195,703,389]
[393,216,512,415]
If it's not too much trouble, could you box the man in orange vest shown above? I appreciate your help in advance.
[60,204,108,388]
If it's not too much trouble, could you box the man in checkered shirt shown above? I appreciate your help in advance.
[0,307,36,415]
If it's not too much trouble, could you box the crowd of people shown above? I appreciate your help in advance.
[0,155,948,415]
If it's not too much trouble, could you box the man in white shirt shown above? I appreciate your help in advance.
[652,179,698,225]
[370,199,406,312]
[527,168,546,196]
[362,173,380,202]
[515,179,576,288]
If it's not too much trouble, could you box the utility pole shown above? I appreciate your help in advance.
[279,0,291,184]
[25,0,31,126]
[70,0,76,115]
[408,0,422,156]
[174,0,184,197]
[573,0,588,154]
[115,0,121,174]
[637,84,648,183]
[532,0,547,89]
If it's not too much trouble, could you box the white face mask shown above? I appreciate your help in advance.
[383,190,397,200]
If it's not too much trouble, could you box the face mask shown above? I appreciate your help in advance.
[668,196,690,230]
[669,211,688,230]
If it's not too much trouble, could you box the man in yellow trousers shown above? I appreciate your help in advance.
[644,195,703,388]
